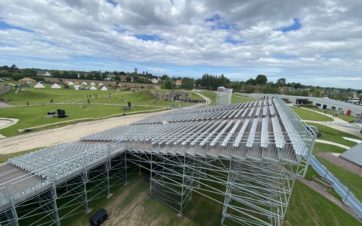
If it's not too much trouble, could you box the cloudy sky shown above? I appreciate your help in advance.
[0,0,361,88]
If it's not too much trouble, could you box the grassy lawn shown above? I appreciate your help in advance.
[292,107,333,121]
[284,181,361,226]
[200,90,217,105]
[0,104,164,136]
[1,88,182,107]
[317,156,362,201]
[311,143,362,202]
[303,106,356,122]
[232,93,255,103]
[313,143,346,154]
[188,91,204,101]
[200,90,254,106]
[0,88,203,137]
[308,123,361,147]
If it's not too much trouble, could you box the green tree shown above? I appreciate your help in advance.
[181,78,195,90]
[163,79,174,89]
[255,74,267,85]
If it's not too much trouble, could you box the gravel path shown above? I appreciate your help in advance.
[0,111,165,154]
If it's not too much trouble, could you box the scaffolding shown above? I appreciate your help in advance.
[0,97,314,226]
[216,87,233,105]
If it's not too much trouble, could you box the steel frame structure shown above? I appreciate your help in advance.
[0,97,314,226]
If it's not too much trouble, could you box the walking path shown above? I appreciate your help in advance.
[0,111,165,154]
[301,107,362,138]
[301,107,345,122]
[0,118,18,130]
[192,91,211,105]
[315,139,351,149]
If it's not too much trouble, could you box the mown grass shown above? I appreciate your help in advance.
[317,156,362,201]
[292,107,333,121]
[1,88,181,107]
[307,123,361,147]
[303,106,356,122]
[284,181,361,226]
[232,93,255,104]
[313,143,346,154]
[0,104,163,136]
[200,90,254,106]
[200,90,217,105]
[311,143,362,202]
[0,88,202,137]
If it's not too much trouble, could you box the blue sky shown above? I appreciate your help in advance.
[0,0,361,89]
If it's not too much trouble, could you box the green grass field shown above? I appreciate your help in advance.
[0,104,162,136]
[0,88,195,136]
[311,143,362,202]
[292,107,333,121]
[2,87,178,107]
[199,90,254,105]
[313,143,346,154]
[317,156,362,201]
[308,123,361,147]
[303,106,356,122]
[284,181,361,226]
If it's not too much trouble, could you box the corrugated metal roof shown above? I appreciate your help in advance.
[341,142,362,167]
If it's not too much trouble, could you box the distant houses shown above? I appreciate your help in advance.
[151,78,159,84]
[19,77,36,85]
[175,79,182,87]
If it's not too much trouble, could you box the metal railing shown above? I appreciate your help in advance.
[309,155,362,219]
[0,141,125,206]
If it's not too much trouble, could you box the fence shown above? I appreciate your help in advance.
[309,155,362,219]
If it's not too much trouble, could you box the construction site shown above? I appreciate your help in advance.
[0,96,315,226]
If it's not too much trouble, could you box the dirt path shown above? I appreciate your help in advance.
[105,191,148,226]
[191,91,211,105]
[317,152,362,177]
[0,111,164,154]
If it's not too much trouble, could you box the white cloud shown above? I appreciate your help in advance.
[0,0,361,88]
